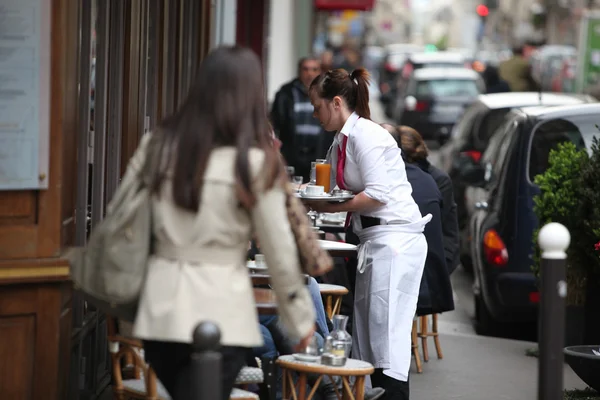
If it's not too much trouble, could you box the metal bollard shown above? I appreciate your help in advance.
[537,222,570,400]
[191,321,222,400]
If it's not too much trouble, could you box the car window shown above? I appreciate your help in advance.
[528,116,599,182]
[452,103,485,149]
[475,108,511,145]
[416,79,480,98]
[481,119,519,185]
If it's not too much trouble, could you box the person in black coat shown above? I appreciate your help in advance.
[482,65,511,94]
[396,126,460,274]
[382,124,455,316]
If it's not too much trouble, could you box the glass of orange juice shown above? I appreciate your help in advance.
[315,159,331,193]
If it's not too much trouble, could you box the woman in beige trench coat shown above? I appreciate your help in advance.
[127,46,316,400]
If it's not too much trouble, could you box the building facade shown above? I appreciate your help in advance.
[0,0,275,398]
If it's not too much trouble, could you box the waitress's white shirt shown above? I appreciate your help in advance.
[329,112,422,228]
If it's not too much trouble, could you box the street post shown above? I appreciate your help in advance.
[191,321,222,399]
[537,222,570,400]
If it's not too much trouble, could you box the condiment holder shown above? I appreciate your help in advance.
[321,353,347,366]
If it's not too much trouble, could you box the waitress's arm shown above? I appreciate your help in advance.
[315,191,384,213]
[314,131,393,213]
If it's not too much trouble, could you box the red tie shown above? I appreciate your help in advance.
[336,135,348,190]
[336,135,352,228]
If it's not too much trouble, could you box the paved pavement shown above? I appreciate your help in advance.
[369,97,587,399]
[410,269,586,400]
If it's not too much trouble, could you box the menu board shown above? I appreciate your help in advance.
[0,0,51,190]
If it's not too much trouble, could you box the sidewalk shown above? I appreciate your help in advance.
[410,317,587,399]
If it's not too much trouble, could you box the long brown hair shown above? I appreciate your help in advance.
[309,68,371,119]
[151,46,280,211]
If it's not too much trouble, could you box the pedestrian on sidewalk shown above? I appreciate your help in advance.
[271,56,335,181]
[129,46,316,400]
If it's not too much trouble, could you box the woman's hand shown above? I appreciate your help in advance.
[294,325,316,353]
[303,200,340,213]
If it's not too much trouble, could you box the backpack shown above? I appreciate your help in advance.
[70,134,158,322]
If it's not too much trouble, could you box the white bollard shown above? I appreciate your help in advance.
[537,222,570,400]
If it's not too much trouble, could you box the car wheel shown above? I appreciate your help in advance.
[474,294,498,336]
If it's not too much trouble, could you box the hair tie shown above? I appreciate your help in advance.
[353,78,358,85]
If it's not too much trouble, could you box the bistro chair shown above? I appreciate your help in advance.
[418,314,443,362]
[411,318,423,373]
[106,317,261,400]
[318,283,349,319]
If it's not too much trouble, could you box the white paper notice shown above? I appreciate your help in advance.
[0,0,50,190]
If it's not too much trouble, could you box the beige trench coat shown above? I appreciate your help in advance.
[129,134,315,347]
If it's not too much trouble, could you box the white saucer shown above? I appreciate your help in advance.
[292,353,320,363]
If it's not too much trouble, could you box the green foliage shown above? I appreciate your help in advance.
[564,388,600,399]
[532,142,589,305]
[525,346,539,358]
[578,136,600,279]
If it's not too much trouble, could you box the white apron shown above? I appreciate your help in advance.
[352,215,430,382]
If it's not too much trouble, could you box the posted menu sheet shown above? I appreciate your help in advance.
[0,0,50,190]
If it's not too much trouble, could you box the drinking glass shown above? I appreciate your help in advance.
[293,176,303,190]
[286,166,295,180]
[315,160,331,193]
[309,162,317,185]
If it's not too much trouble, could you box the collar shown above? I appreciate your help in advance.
[339,112,360,137]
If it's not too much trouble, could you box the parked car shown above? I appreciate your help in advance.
[395,68,484,143]
[378,43,424,112]
[437,92,595,270]
[387,51,468,118]
[461,103,600,335]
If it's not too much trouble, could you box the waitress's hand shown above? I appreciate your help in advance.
[294,326,316,353]
[303,200,338,213]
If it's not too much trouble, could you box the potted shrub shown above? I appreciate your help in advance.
[578,137,600,344]
[532,141,589,345]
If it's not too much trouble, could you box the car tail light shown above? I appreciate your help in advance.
[483,229,508,266]
[384,62,397,72]
[415,101,429,112]
[461,150,482,163]
[529,292,540,303]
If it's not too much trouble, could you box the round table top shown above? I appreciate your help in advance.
[319,240,357,258]
[318,283,349,295]
[277,355,374,375]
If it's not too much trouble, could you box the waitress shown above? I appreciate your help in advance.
[307,68,430,400]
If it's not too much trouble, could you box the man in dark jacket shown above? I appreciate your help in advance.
[482,65,511,94]
[271,56,335,181]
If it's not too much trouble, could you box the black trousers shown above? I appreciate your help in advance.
[144,340,250,400]
[371,369,410,400]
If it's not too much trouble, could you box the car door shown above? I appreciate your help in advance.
[515,117,590,267]
[440,102,485,174]
[471,118,521,278]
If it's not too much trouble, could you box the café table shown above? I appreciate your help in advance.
[318,239,357,258]
[251,273,311,315]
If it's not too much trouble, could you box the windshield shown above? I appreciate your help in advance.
[416,79,481,97]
